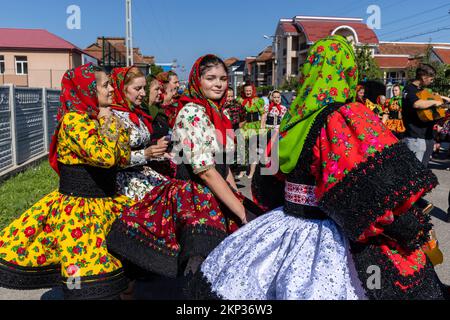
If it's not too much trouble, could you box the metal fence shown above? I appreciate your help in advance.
[0,85,60,178]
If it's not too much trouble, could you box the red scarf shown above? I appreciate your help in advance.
[49,63,99,174]
[269,102,283,114]
[109,67,153,133]
[177,55,233,147]
[162,99,180,128]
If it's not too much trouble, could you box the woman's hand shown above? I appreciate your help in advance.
[98,107,112,120]
[261,114,267,129]
[237,205,248,225]
[144,137,169,159]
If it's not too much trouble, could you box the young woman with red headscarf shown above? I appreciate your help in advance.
[108,67,170,201]
[172,55,260,228]
[0,63,134,300]
[157,71,181,128]
[236,82,266,180]
[384,84,406,139]
[262,90,288,130]
[143,74,177,178]
[355,84,366,104]
[105,63,257,299]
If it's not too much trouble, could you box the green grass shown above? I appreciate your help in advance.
[0,161,58,230]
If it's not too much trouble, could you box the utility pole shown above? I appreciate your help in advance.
[264,35,278,87]
[125,0,134,66]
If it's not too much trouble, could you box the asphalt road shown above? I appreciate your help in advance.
[0,151,449,300]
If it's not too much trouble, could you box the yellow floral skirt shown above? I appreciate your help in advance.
[0,190,134,299]
[385,119,405,134]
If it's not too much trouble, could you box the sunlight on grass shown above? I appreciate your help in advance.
[0,161,58,229]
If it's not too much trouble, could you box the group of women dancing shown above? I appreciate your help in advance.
[0,35,448,300]
[356,83,406,139]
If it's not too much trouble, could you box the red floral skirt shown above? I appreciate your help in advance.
[106,178,249,278]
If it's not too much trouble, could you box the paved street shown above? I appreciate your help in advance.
[0,150,449,300]
[424,150,450,286]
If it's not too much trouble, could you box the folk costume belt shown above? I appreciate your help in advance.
[284,182,327,220]
[59,163,117,198]
[246,112,260,123]
[389,111,400,119]
[266,115,282,126]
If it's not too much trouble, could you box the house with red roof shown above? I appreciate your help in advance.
[272,15,450,87]
[374,42,450,82]
[84,37,155,74]
[0,28,96,89]
[432,46,450,65]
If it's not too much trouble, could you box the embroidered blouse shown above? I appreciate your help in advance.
[172,102,235,175]
[57,112,130,168]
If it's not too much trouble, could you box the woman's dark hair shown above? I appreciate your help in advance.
[416,63,436,80]
[199,55,228,76]
[146,74,159,85]
[168,71,178,81]
[243,81,254,89]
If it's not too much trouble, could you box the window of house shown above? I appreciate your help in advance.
[387,71,397,80]
[0,55,4,74]
[15,56,28,75]
[291,57,299,75]
[292,36,299,51]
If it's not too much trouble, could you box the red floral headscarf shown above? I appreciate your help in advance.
[178,54,233,146]
[49,63,99,174]
[156,72,169,99]
[110,67,153,133]
[356,84,366,104]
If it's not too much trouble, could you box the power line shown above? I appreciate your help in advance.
[380,0,409,11]
[379,14,449,37]
[133,1,169,58]
[380,3,449,29]
[392,25,450,41]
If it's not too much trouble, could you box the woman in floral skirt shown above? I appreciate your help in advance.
[0,63,134,300]
[384,84,406,139]
[236,82,266,179]
[191,36,447,300]
[105,65,254,285]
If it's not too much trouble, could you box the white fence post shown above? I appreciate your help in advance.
[0,85,60,178]
[42,88,49,153]
[8,84,17,169]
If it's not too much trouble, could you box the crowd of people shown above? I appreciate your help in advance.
[0,34,448,300]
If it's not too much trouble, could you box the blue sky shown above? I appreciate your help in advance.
[1,0,449,80]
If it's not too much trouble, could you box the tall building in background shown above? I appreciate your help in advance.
[272,15,450,87]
